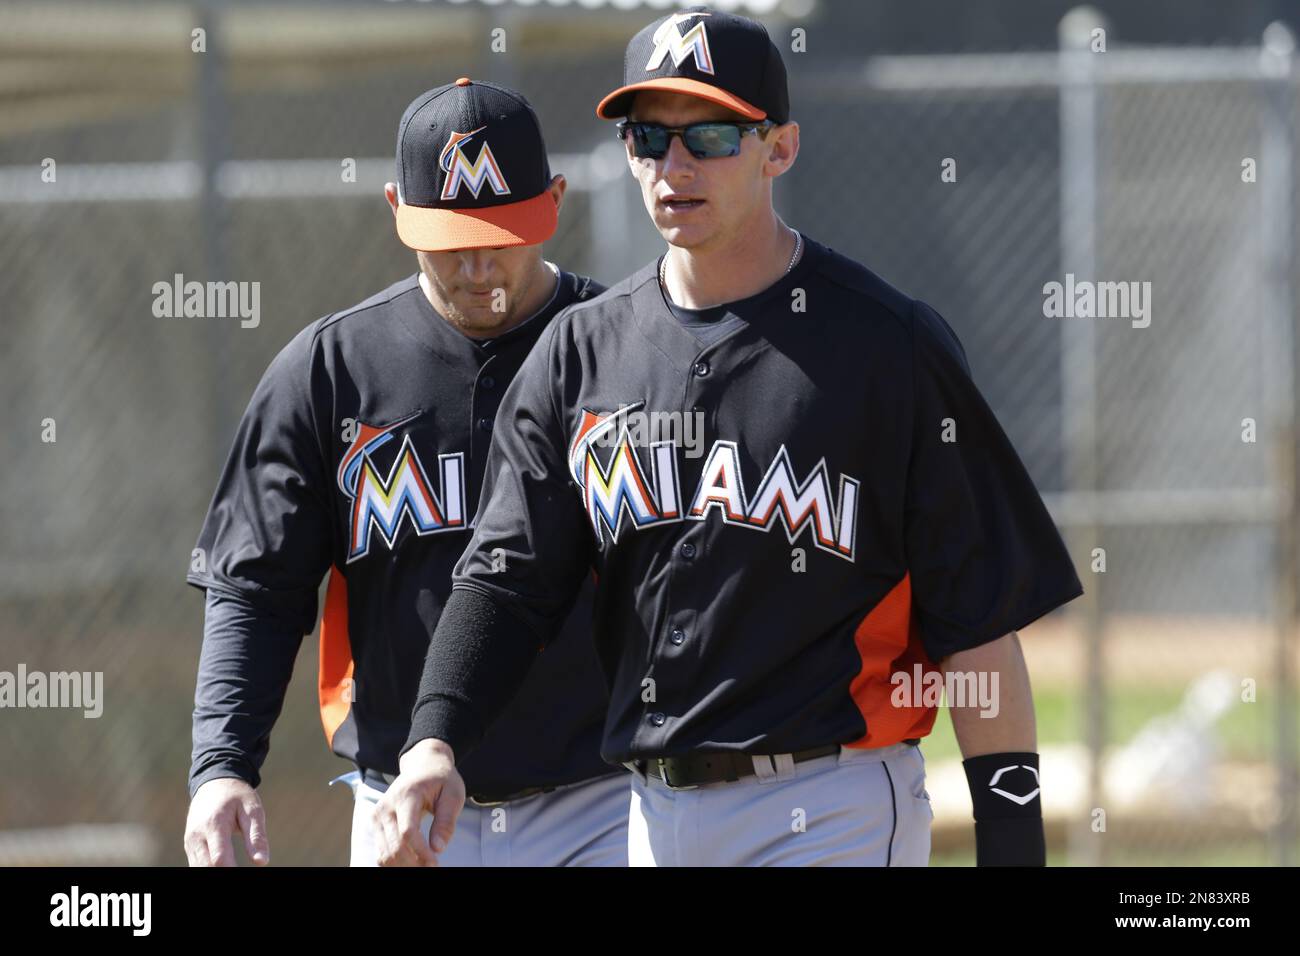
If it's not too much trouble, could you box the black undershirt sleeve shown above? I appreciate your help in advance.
[189,588,304,797]
[402,584,544,762]
[186,326,329,797]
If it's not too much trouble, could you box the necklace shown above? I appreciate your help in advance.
[659,228,803,292]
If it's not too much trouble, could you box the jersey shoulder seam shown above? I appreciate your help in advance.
[553,275,637,322]
[809,258,916,331]
[308,276,422,347]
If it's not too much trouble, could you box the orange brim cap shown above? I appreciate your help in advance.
[395,190,558,252]
[595,77,766,121]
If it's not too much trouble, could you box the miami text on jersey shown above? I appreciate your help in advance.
[567,406,859,561]
[337,417,466,562]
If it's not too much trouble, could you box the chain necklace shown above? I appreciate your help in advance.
[659,228,803,293]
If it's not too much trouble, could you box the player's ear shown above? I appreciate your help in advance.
[762,122,799,179]
[384,182,400,216]
[547,174,567,215]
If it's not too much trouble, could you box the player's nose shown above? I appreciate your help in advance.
[459,249,495,284]
[659,134,698,182]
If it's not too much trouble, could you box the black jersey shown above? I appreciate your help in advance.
[427,235,1083,765]
[187,269,616,796]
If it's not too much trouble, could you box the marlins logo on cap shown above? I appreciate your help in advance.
[439,126,511,201]
[645,11,715,75]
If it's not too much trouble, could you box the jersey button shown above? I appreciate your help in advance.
[693,360,711,377]
[480,375,496,391]
[679,542,696,559]
[669,628,686,646]
[649,712,667,726]
[477,417,493,432]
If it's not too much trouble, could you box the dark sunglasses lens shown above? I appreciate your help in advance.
[631,125,670,158]
[683,124,742,158]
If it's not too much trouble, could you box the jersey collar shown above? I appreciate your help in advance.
[629,240,821,370]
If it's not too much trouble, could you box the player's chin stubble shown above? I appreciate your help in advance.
[420,262,522,338]
[447,299,510,337]
[451,272,532,338]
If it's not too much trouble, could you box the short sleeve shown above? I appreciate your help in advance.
[904,300,1083,661]
[453,318,597,640]
[186,326,333,634]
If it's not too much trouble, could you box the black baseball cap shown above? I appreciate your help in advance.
[596,7,789,123]
[394,77,558,252]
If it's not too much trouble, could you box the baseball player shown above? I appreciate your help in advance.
[376,8,1082,867]
[183,78,628,867]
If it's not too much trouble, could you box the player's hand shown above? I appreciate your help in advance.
[374,739,465,867]
[184,777,270,867]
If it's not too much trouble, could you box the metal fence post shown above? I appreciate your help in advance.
[195,0,234,462]
[1261,20,1297,868]
[1059,5,1106,868]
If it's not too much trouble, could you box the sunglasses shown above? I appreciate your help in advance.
[616,120,775,160]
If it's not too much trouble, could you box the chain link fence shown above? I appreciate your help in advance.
[0,0,1296,866]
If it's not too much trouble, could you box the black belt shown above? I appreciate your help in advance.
[625,744,839,790]
[625,739,921,791]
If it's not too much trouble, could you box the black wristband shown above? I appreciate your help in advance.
[962,752,1045,866]
[973,818,1046,867]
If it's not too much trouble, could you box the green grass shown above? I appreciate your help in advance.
[916,683,1283,764]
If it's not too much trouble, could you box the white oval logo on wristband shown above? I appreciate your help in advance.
[988,765,1041,805]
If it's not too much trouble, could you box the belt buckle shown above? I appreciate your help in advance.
[656,757,699,792]
[468,794,509,808]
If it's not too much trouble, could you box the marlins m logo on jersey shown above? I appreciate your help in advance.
[645,12,715,75]
[439,126,510,200]
[337,416,467,562]
[568,405,859,561]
